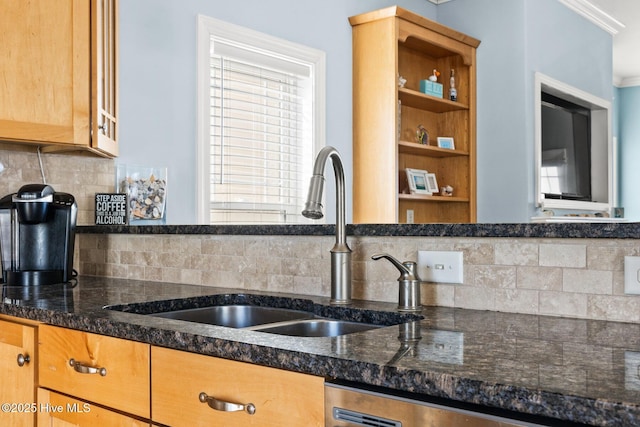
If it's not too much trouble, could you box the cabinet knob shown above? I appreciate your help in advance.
[16,353,30,367]
[199,392,256,415]
[69,358,107,376]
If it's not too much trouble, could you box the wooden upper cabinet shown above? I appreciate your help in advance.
[0,0,118,157]
[350,6,479,224]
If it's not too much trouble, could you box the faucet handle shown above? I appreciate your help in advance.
[371,253,421,282]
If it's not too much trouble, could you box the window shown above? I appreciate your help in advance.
[197,16,326,224]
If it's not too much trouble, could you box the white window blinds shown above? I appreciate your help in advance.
[209,41,311,224]
[197,16,325,225]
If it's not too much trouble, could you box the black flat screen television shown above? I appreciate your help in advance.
[540,92,591,201]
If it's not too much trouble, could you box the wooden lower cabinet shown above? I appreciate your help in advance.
[37,388,149,426]
[151,346,325,427]
[38,325,151,420]
[0,317,37,427]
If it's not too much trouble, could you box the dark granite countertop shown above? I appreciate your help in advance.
[78,222,640,239]
[2,277,640,426]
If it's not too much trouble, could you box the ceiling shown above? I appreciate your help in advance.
[431,0,640,87]
[570,0,640,87]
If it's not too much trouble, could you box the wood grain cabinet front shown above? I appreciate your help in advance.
[151,346,325,427]
[0,0,118,157]
[37,388,150,427]
[0,317,38,427]
[38,325,150,420]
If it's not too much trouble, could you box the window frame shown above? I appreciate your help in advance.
[196,15,326,224]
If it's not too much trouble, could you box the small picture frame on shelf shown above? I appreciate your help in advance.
[425,173,439,193]
[406,168,432,195]
[437,137,455,150]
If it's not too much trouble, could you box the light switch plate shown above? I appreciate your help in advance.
[624,256,640,295]
[417,250,463,284]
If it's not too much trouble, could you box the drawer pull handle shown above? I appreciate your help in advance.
[69,358,107,376]
[16,353,30,367]
[199,392,256,415]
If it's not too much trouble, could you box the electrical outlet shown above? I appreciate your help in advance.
[417,250,463,284]
[406,210,414,224]
[624,256,640,295]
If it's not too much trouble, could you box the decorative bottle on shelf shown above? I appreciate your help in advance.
[449,69,457,101]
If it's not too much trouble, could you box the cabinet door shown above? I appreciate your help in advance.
[152,346,324,427]
[0,0,91,146]
[91,0,119,156]
[37,388,150,427]
[38,325,150,419]
[0,319,37,427]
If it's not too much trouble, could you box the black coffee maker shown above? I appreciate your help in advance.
[0,184,77,286]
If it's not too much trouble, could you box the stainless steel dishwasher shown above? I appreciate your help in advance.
[325,382,549,427]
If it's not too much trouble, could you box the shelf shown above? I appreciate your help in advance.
[398,140,468,157]
[351,6,477,224]
[399,87,468,113]
[399,193,469,203]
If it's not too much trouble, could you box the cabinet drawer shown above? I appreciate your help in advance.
[152,346,324,427]
[38,325,150,418]
[37,388,150,426]
[0,318,37,427]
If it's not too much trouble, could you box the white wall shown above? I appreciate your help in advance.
[437,0,613,222]
[619,85,640,219]
[118,0,612,224]
[117,0,436,224]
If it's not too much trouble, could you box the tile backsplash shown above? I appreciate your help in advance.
[0,143,114,224]
[78,233,640,324]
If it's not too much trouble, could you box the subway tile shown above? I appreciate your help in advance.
[539,243,586,268]
[563,269,613,295]
[72,233,640,324]
[473,265,517,288]
[454,286,495,311]
[516,266,562,290]
[539,291,588,318]
[494,242,538,266]
[587,295,640,322]
[495,288,539,314]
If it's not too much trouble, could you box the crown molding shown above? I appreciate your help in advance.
[617,76,640,88]
[427,0,453,4]
[558,0,625,35]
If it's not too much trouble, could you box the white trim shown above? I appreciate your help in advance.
[195,15,326,224]
[558,0,625,35]
[617,76,640,88]
[534,72,613,213]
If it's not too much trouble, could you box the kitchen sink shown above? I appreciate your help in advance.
[149,305,314,328]
[150,305,380,337]
[105,294,422,338]
[252,319,382,337]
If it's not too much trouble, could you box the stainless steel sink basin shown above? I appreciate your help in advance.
[149,305,314,328]
[252,319,382,337]
[105,294,421,338]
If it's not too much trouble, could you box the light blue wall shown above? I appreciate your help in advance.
[619,86,640,220]
[118,0,612,224]
[118,0,436,224]
[437,0,613,222]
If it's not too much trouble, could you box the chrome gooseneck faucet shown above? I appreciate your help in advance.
[302,146,351,305]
